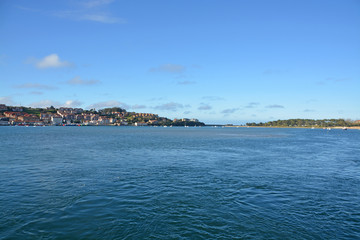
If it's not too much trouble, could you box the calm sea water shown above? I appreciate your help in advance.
[0,126,359,239]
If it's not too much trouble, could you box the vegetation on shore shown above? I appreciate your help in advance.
[246,119,360,128]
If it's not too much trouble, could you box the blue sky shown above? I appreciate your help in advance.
[1,0,359,124]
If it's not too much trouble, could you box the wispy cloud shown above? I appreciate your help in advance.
[29,100,62,108]
[79,13,124,23]
[202,96,225,101]
[198,103,212,111]
[245,102,260,108]
[150,64,186,74]
[183,111,191,114]
[27,54,73,69]
[81,0,114,8]
[19,0,125,24]
[221,108,239,114]
[66,76,101,86]
[317,77,351,85]
[177,80,196,85]
[131,104,147,109]
[191,64,202,69]
[14,83,57,90]
[316,81,326,85]
[87,100,130,110]
[64,100,83,107]
[28,99,83,108]
[154,102,184,111]
[0,96,15,105]
[30,91,44,95]
[55,10,125,24]
[15,5,41,12]
[262,69,282,75]
[0,54,7,65]
[265,104,284,109]
[304,109,316,112]
[325,77,351,82]
[306,99,317,103]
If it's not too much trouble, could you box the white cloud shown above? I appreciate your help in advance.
[87,100,130,110]
[29,100,62,108]
[150,64,186,74]
[33,54,73,69]
[66,76,100,85]
[0,96,15,105]
[28,99,82,108]
[64,100,83,107]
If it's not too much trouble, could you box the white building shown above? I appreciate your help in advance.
[51,115,63,125]
[134,122,147,126]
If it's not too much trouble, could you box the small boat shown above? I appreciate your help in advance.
[343,127,348,130]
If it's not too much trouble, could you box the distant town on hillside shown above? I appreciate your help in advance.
[0,104,205,127]
[1,103,359,128]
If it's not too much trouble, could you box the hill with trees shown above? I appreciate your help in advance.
[246,119,359,127]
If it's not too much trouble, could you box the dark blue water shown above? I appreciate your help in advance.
[1,127,359,239]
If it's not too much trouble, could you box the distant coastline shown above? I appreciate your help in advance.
[1,103,359,128]
[224,125,360,130]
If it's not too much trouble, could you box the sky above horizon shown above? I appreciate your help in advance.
[1,0,359,124]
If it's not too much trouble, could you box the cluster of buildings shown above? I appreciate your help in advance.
[0,109,64,126]
[55,107,121,126]
[0,105,129,126]
[0,104,201,126]
[2,111,42,126]
[0,103,206,127]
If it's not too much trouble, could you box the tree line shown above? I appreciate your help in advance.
[246,119,359,127]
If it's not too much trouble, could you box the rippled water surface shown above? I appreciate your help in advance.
[1,127,360,239]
